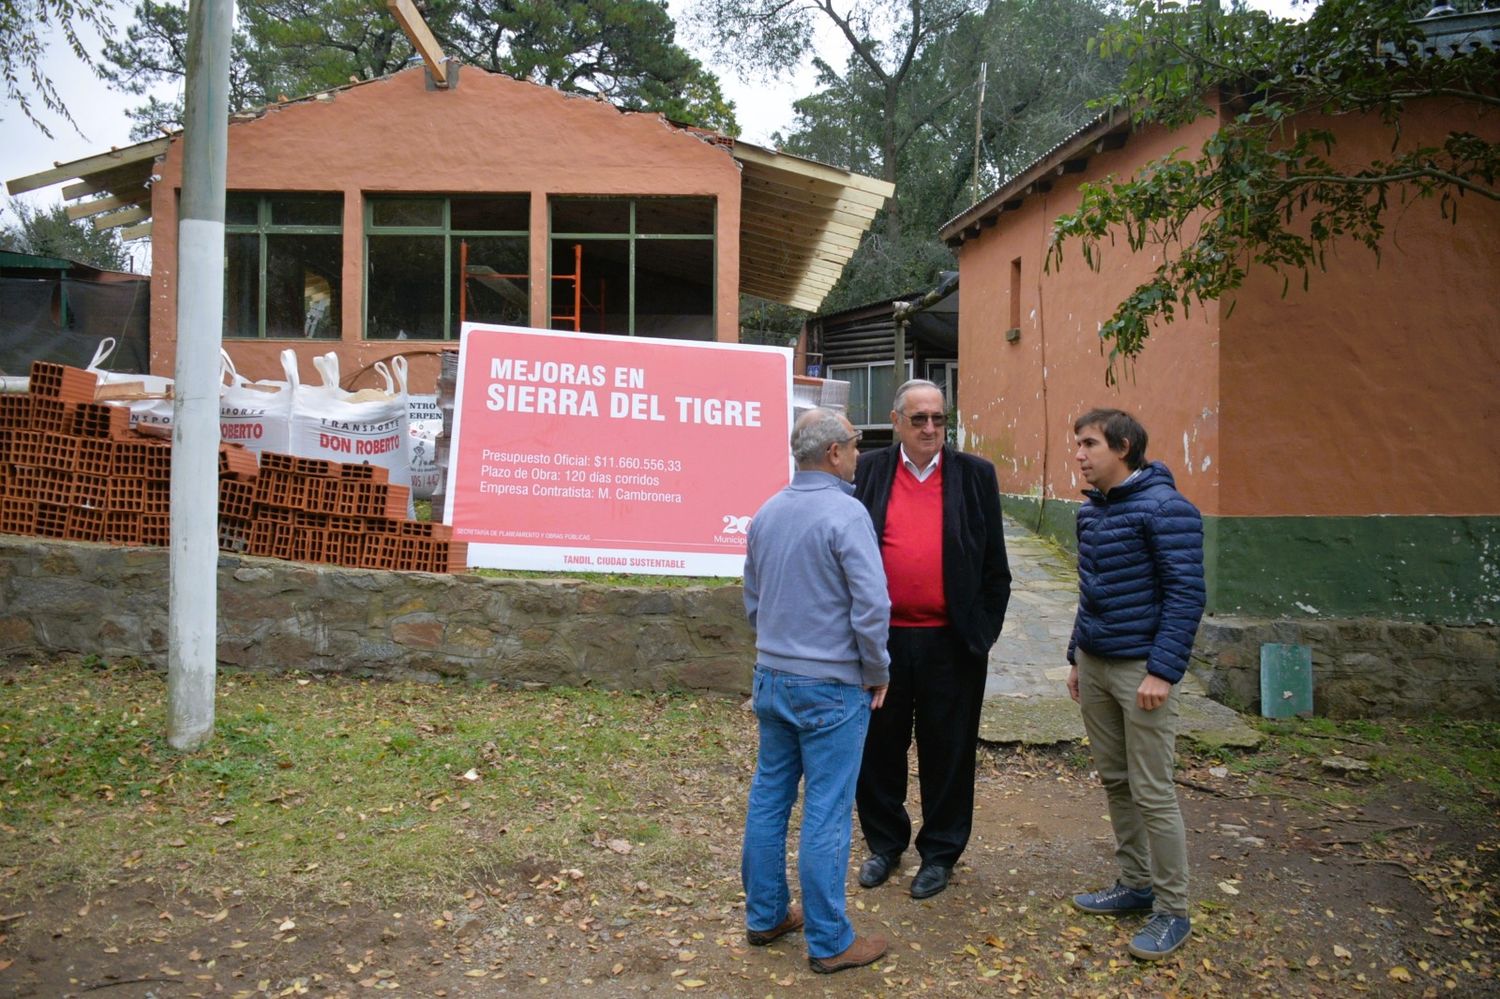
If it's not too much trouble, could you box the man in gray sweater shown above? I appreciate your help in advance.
[741,407,892,975]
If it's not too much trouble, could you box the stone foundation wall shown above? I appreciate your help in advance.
[0,536,755,696]
[5,536,1495,718]
[1194,617,1500,719]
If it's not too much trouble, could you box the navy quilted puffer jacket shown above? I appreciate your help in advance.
[1066,462,1206,684]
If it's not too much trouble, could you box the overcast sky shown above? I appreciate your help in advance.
[1,0,1311,232]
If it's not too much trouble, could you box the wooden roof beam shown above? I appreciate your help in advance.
[738,238,849,273]
[739,258,838,292]
[741,183,884,230]
[743,172,889,212]
[740,229,861,267]
[733,143,896,199]
[738,275,824,312]
[61,169,153,201]
[753,211,867,242]
[738,216,863,252]
[388,0,450,88]
[67,192,149,222]
[1094,132,1129,153]
[93,205,150,231]
[5,137,172,195]
[740,191,876,235]
[748,186,886,218]
[740,259,844,289]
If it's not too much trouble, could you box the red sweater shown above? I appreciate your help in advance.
[881,462,948,626]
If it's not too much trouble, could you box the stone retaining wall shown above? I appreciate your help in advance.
[1194,617,1499,719]
[4,536,1495,718]
[0,536,755,696]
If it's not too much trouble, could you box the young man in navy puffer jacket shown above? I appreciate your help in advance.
[1064,408,1205,961]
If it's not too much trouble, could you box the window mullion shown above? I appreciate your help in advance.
[627,200,636,336]
[256,196,269,340]
[258,227,268,340]
[442,199,452,340]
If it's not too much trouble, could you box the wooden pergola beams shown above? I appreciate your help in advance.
[733,142,894,313]
[5,138,172,196]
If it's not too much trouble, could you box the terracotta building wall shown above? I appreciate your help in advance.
[956,113,1225,516]
[148,68,744,392]
[1220,100,1500,518]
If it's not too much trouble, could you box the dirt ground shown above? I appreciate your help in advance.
[3,747,1494,998]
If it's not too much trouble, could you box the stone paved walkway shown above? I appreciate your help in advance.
[978,515,1262,748]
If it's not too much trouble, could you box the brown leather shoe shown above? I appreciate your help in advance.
[746,903,803,946]
[808,934,889,974]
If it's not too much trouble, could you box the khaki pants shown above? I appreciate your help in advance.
[1076,648,1189,916]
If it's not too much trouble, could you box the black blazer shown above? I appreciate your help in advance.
[854,444,1012,658]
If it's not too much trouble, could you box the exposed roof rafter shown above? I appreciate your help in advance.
[733,140,892,313]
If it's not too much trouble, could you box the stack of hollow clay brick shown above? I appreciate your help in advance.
[0,361,467,573]
[240,452,467,572]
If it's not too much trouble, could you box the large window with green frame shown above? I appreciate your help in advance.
[549,197,714,339]
[364,195,529,340]
[223,193,342,339]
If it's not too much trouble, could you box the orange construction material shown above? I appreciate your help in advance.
[549,243,606,332]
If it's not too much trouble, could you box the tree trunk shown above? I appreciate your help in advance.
[882,81,902,240]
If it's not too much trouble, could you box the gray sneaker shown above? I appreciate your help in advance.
[1071,881,1155,914]
[1129,913,1192,960]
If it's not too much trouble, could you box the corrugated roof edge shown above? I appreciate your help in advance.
[937,107,1128,243]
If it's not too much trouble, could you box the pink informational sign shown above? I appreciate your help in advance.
[445,324,793,576]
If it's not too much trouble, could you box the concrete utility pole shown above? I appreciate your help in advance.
[168,0,232,751]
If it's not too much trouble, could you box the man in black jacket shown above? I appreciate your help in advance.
[852,379,1011,899]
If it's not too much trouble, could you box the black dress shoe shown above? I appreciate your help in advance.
[858,854,899,889]
[910,863,951,899]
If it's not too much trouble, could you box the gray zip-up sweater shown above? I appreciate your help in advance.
[743,471,891,688]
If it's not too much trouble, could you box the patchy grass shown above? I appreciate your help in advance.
[1213,715,1500,820]
[1,659,1496,997]
[0,658,748,907]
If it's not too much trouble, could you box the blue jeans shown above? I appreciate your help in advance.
[742,665,871,959]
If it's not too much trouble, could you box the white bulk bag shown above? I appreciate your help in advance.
[288,352,413,500]
[219,348,294,457]
[405,391,443,500]
[86,337,174,433]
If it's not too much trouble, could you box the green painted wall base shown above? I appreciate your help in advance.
[1001,493,1497,626]
[1207,515,1497,625]
[1000,494,1080,552]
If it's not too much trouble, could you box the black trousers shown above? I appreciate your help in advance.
[856,625,988,867]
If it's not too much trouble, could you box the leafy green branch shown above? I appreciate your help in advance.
[1,0,113,137]
[1044,0,1499,380]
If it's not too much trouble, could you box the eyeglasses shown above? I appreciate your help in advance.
[899,412,947,428]
[830,429,862,449]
